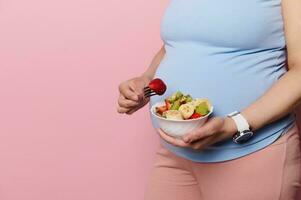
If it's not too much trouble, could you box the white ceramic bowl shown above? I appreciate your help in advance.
[151,101,214,138]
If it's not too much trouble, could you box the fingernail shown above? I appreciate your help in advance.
[183,137,190,143]
[132,95,139,101]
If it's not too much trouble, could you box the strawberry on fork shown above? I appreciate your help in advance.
[143,78,167,98]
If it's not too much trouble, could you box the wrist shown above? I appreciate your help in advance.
[140,72,154,82]
[222,117,238,138]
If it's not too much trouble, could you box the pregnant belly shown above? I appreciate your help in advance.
[149,50,295,149]
[150,50,287,118]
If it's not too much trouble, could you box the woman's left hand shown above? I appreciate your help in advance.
[157,117,237,150]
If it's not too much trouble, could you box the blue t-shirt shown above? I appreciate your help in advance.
[149,0,296,163]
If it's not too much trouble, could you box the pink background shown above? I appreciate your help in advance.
[0,0,300,199]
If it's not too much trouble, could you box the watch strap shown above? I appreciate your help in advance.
[227,111,250,132]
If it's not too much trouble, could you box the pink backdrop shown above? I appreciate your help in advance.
[0,0,168,199]
[0,0,300,199]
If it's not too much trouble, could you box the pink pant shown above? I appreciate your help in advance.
[144,123,301,200]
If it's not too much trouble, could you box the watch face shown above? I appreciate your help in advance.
[234,130,253,143]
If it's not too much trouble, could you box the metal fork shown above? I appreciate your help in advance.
[143,86,156,98]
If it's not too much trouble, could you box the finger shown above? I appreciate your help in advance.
[129,82,145,102]
[117,106,131,114]
[190,136,216,150]
[126,106,141,115]
[182,118,217,143]
[118,94,139,108]
[119,84,139,101]
[157,129,190,147]
[126,97,149,115]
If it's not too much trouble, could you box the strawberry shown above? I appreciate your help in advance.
[156,106,167,115]
[189,113,202,119]
[165,99,171,110]
[148,78,167,95]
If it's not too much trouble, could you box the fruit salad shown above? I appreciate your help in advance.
[155,91,211,120]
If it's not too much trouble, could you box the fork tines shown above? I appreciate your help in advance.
[144,92,156,98]
[143,86,156,98]
[143,86,151,92]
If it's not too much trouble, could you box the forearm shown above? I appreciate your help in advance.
[240,67,301,132]
[141,44,166,80]
[223,0,301,135]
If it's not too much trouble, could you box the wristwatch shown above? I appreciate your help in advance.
[227,111,254,144]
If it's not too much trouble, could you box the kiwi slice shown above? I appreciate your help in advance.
[168,91,183,103]
[180,95,193,103]
[187,95,193,102]
[175,91,183,99]
[170,99,181,110]
[195,102,210,115]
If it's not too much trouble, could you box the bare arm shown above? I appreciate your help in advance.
[141,45,166,80]
[239,0,301,132]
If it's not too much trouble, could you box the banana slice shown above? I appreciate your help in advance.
[163,110,183,120]
[185,101,196,109]
[178,103,195,119]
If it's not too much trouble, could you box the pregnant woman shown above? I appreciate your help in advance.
[117,0,301,199]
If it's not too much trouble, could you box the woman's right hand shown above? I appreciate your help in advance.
[117,75,152,115]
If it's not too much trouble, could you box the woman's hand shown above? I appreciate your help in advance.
[157,117,237,150]
[117,75,152,115]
